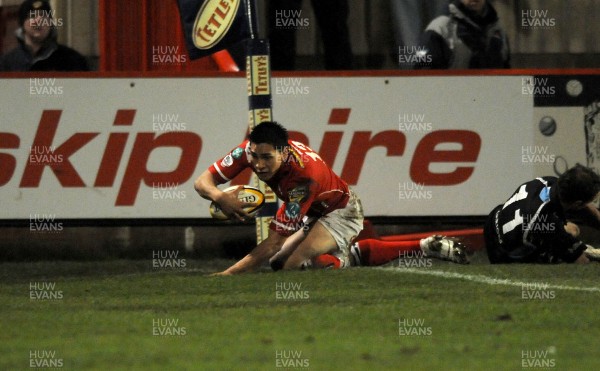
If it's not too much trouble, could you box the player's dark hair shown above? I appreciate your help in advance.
[557,164,600,204]
[248,121,289,150]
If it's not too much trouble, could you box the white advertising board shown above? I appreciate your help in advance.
[0,75,537,218]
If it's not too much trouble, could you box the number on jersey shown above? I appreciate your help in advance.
[290,141,323,166]
[501,185,528,234]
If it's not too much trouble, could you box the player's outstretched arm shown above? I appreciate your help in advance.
[215,232,287,275]
[269,229,306,271]
[194,170,224,201]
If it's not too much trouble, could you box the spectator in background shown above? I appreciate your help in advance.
[267,0,353,70]
[417,0,510,69]
[390,0,448,69]
[0,0,88,71]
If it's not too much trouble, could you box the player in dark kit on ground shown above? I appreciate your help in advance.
[484,164,600,264]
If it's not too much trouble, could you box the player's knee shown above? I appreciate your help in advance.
[282,252,310,270]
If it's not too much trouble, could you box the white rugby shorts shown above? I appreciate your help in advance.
[317,189,364,259]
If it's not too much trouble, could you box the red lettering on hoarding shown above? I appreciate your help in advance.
[410,130,481,185]
[288,131,309,145]
[236,111,480,187]
[116,132,202,206]
[20,110,99,187]
[95,110,135,187]
[113,109,136,126]
[318,132,343,168]
[1,109,204,206]
[94,133,128,187]
[0,133,19,186]
[1,108,481,208]
[328,108,351,125]
[341,131,406,184]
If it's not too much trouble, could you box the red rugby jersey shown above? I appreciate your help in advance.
[208,139,350,236]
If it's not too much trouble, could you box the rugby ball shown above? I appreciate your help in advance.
[209,186,265,220]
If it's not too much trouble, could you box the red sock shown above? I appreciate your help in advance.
[312,254,342,269]
[357,239,421,266]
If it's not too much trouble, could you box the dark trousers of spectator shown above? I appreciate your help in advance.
[267,0,353,70]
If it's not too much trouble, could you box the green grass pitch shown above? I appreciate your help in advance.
[1,259,600,370]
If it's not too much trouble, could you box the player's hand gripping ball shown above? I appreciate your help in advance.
[209,186,265,220]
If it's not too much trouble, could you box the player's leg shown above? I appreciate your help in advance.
[311,253,345,269]
[316,236,471,267]
[419,235,469,264]
[311,238,422,268]
[283,221,341,269]
[352,239,423,266]
[284,190,364,269]
[484,205,512,264]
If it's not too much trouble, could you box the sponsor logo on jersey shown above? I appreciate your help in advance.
[539,186,551,202]
[285,202,301,219]
[220,154,233,167]
[288,185,308,203]
[232,147,243,159]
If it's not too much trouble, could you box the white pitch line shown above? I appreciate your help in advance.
[379,267,600,293]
